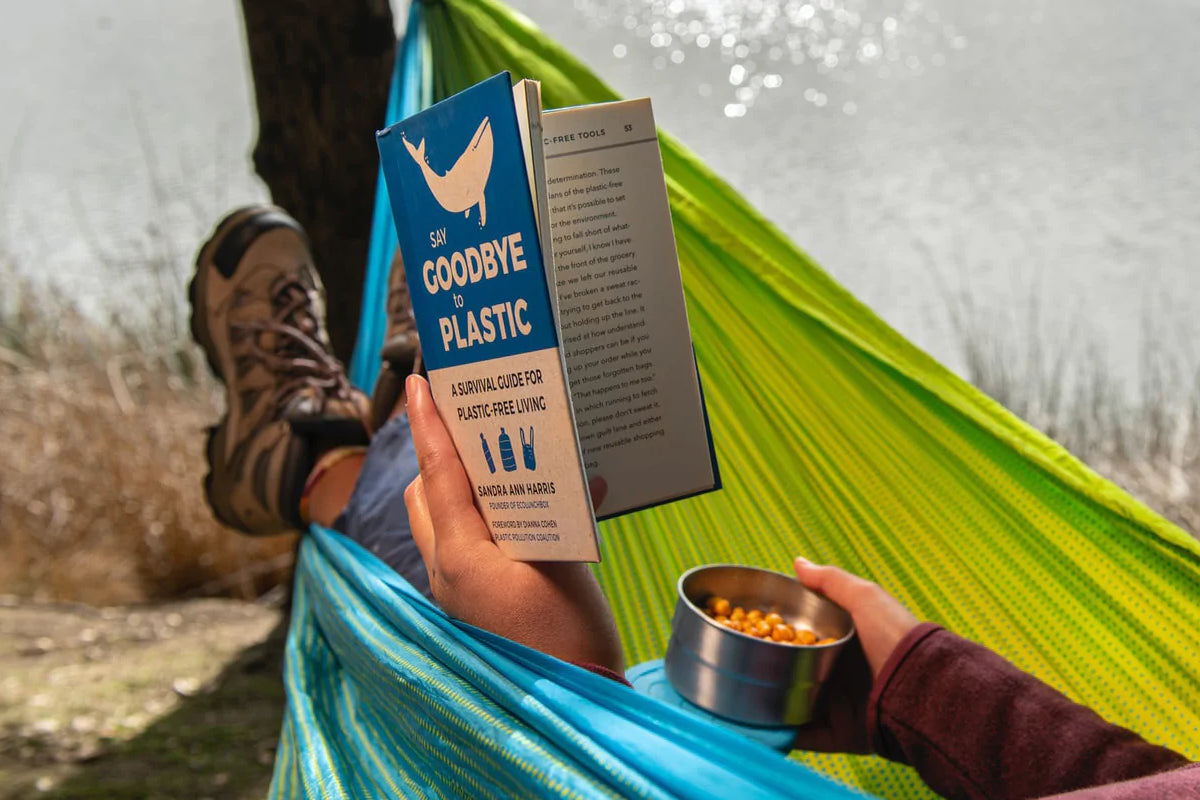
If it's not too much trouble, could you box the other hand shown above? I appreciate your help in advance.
[790,557,919,753]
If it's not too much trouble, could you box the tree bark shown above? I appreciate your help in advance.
[239,0,396,362]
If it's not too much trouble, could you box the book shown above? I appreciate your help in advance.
[376,71,718,562]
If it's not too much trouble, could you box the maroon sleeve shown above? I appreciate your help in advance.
[867,623,1190,800]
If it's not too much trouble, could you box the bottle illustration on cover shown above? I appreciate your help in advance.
[521,426,536,471]
[480,432,496,474]
[498,428,518,472]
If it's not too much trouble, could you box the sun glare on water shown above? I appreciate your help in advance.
[573,0,967,117]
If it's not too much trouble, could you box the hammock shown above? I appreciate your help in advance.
[272,1,1200,797]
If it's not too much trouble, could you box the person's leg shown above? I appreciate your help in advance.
[322,248,431,597]
[190,205,371,535]
[192,208,430,594]
[331,402,430,599]
[302,448,367,528]
[294,384,430,598]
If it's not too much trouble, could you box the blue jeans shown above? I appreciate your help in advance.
[334,413,432,600]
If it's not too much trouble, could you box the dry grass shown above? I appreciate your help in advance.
[946,291,1200,536]
[0,274,296,606]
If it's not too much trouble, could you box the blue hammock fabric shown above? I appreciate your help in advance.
[346,0,430,392]
[268,527,867,799]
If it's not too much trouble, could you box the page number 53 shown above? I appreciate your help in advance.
[624,123,633,132]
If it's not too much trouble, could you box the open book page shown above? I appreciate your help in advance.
[543,99,717,516]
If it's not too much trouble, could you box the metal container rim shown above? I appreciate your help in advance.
[675,563,857,649]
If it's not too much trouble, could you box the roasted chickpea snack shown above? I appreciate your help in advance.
[703,595,838,645]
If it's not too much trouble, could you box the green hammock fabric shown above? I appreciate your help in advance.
[418,1,1200,796]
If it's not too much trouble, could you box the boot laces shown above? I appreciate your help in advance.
[232,276,354,417]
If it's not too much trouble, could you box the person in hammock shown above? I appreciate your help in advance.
[190,204,624,673]
[192,206,1195,799]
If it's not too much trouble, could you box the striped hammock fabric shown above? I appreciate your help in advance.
[271,526,867,799]
[274,1,1200,797]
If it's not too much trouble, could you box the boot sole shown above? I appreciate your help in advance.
[188,204,284,381]
[190,204,290,533]
[202,422,242,532]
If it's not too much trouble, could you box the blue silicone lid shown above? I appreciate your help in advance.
[625,659,799,752]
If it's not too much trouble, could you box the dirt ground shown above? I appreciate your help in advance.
[0,595,288,799]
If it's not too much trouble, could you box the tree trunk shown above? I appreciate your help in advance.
[239,0,396,362]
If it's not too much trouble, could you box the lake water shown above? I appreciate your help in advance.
[2,0,1198,395]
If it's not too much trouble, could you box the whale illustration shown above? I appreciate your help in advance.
[403,117,494,227]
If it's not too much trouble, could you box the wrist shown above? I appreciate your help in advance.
[866,622,944,758]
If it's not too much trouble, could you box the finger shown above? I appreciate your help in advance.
[588,475,608,510]
[405,374,491,545]
[793,557,877,611]
[404,476,437,585]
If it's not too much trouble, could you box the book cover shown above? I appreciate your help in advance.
[377,72,600,562]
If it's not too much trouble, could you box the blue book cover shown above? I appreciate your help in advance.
[378,72,600,562]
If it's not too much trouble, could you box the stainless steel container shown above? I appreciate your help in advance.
[664,564,855,727]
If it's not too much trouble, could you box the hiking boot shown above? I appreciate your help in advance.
[190,205,370,535]
[369,248,423,432]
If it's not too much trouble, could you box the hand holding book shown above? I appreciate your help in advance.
[404,374,623,672]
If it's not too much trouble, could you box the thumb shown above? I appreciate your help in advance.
[404,476,437,587]
[793,557,875,612]
[795,556,921,677]
[405,374,490,546]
